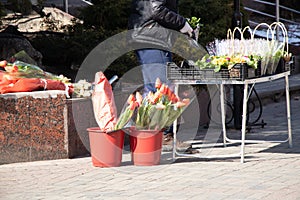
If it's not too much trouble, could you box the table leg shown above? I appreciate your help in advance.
[241,83,248,163]
[220,84,227,147]
[285,75,293,148]
[172,84,179,161]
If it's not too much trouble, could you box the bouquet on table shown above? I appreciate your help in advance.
[114,78,190,131]
[195,22,292,75]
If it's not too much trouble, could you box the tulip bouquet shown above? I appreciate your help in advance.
[0,60,70,82]
[114,78,190,131]
[0,60,73,95]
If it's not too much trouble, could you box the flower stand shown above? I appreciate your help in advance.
[87,128,125,167]
[129,128,163,166]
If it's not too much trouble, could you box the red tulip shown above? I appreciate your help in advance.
[159,84,168,95]
[149,91,161,104]
[127,94,136,104]
[128,101,137,110]
[170,93,179,103]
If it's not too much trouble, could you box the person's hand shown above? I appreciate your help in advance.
[180,22,193,37]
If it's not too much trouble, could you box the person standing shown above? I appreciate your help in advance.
[128,0,194,147]
[128,0,193,94]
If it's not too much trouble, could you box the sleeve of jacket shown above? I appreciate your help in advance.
[150,0,186,31]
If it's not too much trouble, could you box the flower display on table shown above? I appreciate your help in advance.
[195,54,262,72]
[114,78,190,131]
[194,22,292,76]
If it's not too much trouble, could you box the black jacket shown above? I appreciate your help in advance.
[128,0,186,31]
[127,1,207,61]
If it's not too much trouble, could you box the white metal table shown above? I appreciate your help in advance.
[172,71,292,163]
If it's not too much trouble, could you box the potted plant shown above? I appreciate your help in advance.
[114,78,190,166]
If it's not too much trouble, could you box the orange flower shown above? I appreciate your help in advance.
[127,94,136,104]
[167,87,172,98]
[147,91,158,104]
[128,101,137,110]
[135,91,143,106]
[159,84,168,95]
[151,92,162,104]
[170,93,179,103]
[155,78,162,89]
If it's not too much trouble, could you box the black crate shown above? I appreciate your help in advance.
[275,56,295,74]
[167,62,261,81]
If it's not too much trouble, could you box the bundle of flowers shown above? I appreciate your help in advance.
[195,54,261,72]
[0,60,72,95]
[72,79,93,98]
[0,60,71,82]
[0,60,70,82]
[114,78,190,131]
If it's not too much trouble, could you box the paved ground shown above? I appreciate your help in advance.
[1,75,300,200]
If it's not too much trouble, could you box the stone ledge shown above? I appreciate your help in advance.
[0,91,94,165]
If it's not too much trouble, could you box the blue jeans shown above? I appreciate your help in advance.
[136,49,173,94]
[136,49,174,134]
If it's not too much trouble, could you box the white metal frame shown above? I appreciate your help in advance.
[172,71,292,163]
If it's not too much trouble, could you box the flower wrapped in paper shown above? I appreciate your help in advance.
[92,72,118,132]
[0,60,72,95]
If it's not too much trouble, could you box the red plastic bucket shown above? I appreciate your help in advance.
[87,128,125,167]
[129,128,163,166]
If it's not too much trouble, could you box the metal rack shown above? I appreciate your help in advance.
[170,69,292,163]
[167,62,261,81]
